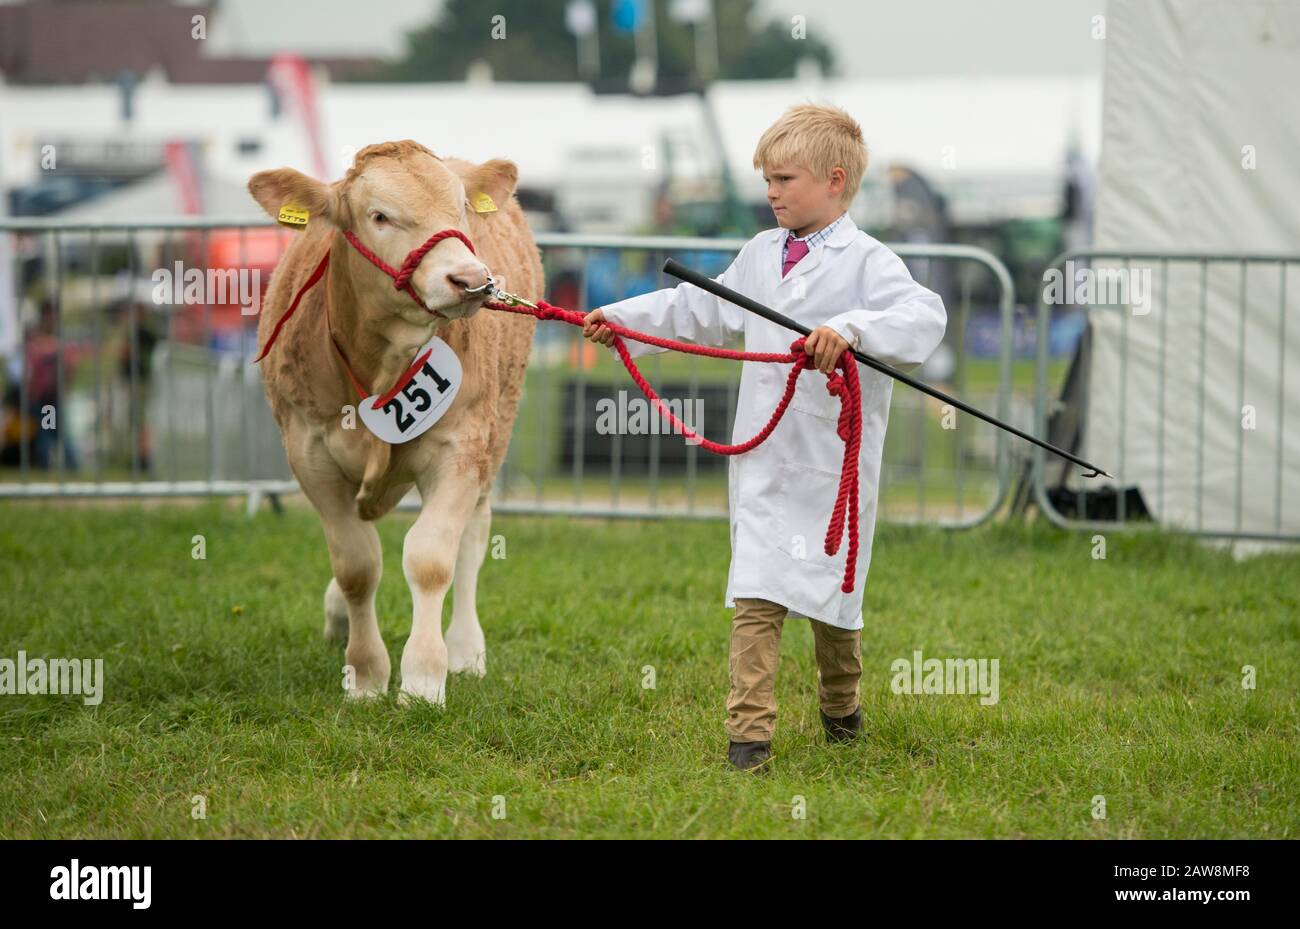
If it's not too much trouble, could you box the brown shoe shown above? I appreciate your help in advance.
[727,740,773,772]
[820,707,862,743]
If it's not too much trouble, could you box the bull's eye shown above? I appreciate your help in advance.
[371,211,388,225]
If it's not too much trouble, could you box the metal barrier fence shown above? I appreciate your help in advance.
[1032,248,1299,541]
[0,218,1018,527]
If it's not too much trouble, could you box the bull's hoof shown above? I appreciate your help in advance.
[344,644,391,698]
[398,675,447,706]
[446,626,487,677]
[399,642,448,706]
[448,650,486,677]
[345,684,386,701]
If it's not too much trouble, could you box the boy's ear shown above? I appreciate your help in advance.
[464,158,518,210]
[247,168,341,225]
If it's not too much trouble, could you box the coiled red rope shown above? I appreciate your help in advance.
[486,298,863,593]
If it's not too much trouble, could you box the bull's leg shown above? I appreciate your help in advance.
[399,469,480,705]
[300,471,391,698]
[446,492,491,676]
[323,577,348,643]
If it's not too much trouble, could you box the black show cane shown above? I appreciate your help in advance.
[662,257,1111,479]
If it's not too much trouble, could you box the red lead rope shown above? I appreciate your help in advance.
[486,298,864,594]
[253,228,862,593]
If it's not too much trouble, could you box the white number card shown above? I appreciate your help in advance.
[358,336,462,444]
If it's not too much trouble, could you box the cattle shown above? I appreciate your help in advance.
[248,140,541,704]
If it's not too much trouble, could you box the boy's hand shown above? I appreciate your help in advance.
[582,308,616,346]
[803,325,851,374]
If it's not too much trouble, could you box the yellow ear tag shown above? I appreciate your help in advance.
[470,191,498,214]
[277,204,310,228]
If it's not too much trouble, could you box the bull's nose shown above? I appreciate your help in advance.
[447,263,490,293]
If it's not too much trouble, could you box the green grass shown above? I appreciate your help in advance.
[0,501,1296,838]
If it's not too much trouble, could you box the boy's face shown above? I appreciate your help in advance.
[762,163,846,236]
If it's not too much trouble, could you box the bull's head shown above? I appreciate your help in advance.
[249,140,518,323]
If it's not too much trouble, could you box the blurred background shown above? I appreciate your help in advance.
[0,0,1102,293]
[1,0,1292,542]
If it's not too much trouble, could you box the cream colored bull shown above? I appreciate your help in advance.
[248,140,540,704]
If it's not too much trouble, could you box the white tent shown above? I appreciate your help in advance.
[1080,0,1300,537]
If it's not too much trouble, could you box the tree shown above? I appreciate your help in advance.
[372,0,836,87]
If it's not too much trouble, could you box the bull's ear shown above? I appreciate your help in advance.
[247,168,341,225]
[465,158,518,210]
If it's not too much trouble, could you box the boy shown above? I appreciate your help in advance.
[582,104,947,772]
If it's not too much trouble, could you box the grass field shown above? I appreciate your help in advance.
[0,500,1296,838]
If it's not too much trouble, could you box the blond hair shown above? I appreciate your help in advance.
[752,103,868,207]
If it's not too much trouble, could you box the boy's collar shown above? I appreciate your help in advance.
[774,212,858,248]
[771,213,859,287]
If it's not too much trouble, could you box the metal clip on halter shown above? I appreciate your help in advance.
[465,276,539,310]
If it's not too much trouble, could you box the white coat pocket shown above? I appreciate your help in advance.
[775,459,848,571]
[789,372,841,421]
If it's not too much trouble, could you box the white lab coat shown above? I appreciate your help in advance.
[600,214,947,629]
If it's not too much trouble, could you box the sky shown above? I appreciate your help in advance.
[198,0,1106,78]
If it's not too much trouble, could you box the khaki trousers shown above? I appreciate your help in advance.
[726,597,862,742]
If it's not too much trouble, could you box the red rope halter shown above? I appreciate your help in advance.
[342,228,475,308]
[253,228,474,407]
